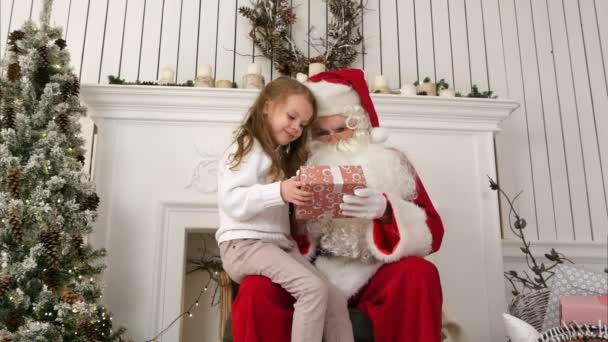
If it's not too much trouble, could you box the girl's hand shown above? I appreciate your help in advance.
[280,176,313,206]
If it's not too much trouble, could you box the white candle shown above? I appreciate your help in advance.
[247,63,262,75]
[197,64,212,78]
[439,88,456,97]
[400,83,417,96]
[160,66,175,83]
[374,75,388,89]
[308,63,326,77]
[296,72,308,83]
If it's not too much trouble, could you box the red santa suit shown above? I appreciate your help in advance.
[230,69,444,342]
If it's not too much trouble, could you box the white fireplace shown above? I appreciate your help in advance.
[81,85,518,341]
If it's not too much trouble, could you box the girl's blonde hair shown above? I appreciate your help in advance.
[229,76,318,180]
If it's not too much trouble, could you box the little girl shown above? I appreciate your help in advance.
[216,76,354,342]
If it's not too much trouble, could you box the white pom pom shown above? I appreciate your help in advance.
[502,313,540,342]
[370,127,389,144]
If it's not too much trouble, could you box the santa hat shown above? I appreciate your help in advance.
[307,68,389,143]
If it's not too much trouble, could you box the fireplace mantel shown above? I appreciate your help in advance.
[81,84,518,341]
[82,84,515,130]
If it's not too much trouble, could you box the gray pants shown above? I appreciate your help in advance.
[219,238,354,342]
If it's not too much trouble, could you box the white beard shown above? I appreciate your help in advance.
[304,135,417,261]
[307,134,416,200]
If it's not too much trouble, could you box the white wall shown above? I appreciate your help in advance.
[4,0,603,244]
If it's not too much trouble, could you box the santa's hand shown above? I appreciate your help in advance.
[340,188,387,219]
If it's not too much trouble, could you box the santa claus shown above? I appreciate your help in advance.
[230,69,445,342]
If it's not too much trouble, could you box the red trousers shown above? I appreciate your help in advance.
[231,256,443,342]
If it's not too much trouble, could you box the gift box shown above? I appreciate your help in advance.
[560,295,608,325]
[295,165,367,220]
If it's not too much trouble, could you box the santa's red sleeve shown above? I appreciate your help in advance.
[291,217,317,260]
[292,233,316,260]
[365,154,444,263]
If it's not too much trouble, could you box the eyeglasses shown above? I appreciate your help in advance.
[311,124,353,141]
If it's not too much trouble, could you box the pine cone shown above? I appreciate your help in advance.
[60,78,80,101]
[71,233,85,258]
[7,30,25,45]
[8,209,22,245]
[82,193,100,211]
[1,104,15,130]
[55,38,66,50]
[0,330,13,342]
[43,269,60,289]
[78,317,99,341]
[38,45,49,65]
[33,67,51,98]
[7,63,20,82]
[55,112,69,133]
[6,168,20,197]
[76,154,86,165]
[5,310,24,332]
[41,224,61,268]
[0,274,12,298]
[60,288,83,304]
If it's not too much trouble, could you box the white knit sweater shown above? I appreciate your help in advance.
[215,139,290,244]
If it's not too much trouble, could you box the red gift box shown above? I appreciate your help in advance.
[560,295,608,325]
[295,165,367,220]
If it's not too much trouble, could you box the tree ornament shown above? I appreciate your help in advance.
[43,269,60,290]
[71,233,85,259]
[82,193,100,211]
[55,38,66,50]
[7,64,20,82]
[78,317,98,341]
[0,330,13,342]
[38,45,49,66]
[60,288,83,304]
[76,154,85,165]
[0,274,11,298]
[8,208,22,244]
[41,222,62,268]
[68,78,80,97]
[239,0,363,76]
[55,112,69,133]
[6,168,21,197]
[4,311,24,332]
[1,104,15,130]
[7,30,25,54]
[7,30,25,44]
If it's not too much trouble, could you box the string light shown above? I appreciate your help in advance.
[144,276,215,342]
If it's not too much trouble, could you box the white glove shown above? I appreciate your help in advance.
[340,188,387,219]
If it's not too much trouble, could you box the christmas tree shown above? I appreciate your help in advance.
[0,0,126,340]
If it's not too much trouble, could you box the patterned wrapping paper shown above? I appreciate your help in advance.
[295,165,367,220]
[542,264,608,331]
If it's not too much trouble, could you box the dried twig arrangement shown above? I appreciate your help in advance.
[239,0,364,76]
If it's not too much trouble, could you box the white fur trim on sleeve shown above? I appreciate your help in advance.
[366,193,433,262]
